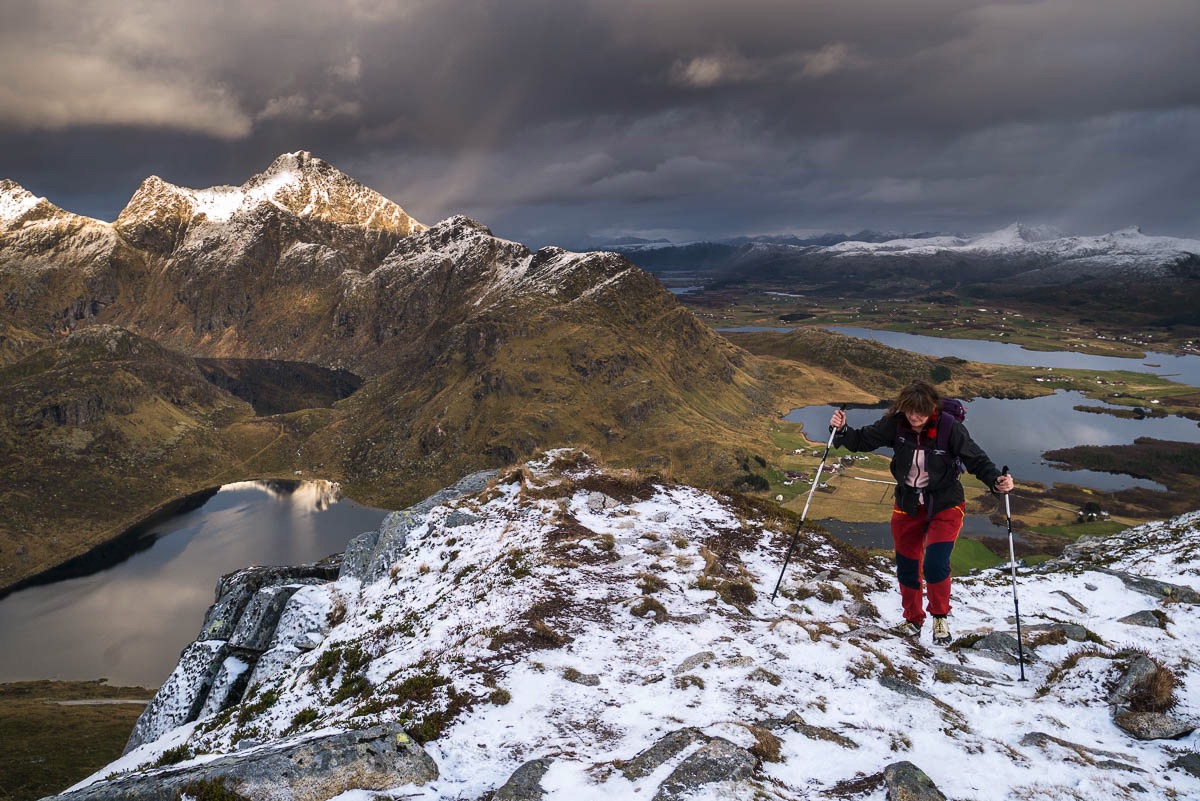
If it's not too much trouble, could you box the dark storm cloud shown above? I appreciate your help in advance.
[2,0,1198,245]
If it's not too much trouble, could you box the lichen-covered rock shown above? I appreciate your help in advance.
[361,470,497,581]
[53,723,436,801]
[124,640,226,754]
[1096,568,1200,604]
[201,562,339,641]
[1114,711,1197,741]
[621,728,709,780]
[882,761,947,801]
[244,644,302,693]
[1118,610,1166,628]
[338,528,380,580]
[493,757,553,801]
[970,631,1034,665]
[1107,655,1159,706]
[197,654,251,719]
[228,584,311,652]
[651,737,757,801]
[1023,622,1089,641]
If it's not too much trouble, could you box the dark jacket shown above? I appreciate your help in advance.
[833,412,1003,517]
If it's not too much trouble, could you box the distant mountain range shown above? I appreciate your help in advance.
[608,222,1200,289]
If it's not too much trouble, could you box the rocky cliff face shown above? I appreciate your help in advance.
[52,452,1200,801]
[0,182,146,361]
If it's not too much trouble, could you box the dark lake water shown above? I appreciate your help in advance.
[0,481,387,688]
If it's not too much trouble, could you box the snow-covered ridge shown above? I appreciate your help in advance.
[117,151,425,234]
[73,451,1200,801]
[822,222,1200,262]
[0,179,40,224]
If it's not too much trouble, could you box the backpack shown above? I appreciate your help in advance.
[894,397,967,478]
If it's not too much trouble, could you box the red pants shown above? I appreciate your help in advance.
[891,503,964,626]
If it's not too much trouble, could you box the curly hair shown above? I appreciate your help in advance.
[890,379,941,418]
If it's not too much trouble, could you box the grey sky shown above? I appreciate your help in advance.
[2,0,1197,247]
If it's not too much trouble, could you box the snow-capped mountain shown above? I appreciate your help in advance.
[55,451,1200,801]
[818,223,1200,285]
[614,223,1200,291]
[114,151,424,254]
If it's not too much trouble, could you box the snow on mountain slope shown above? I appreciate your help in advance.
[819,223,1200,283]
[114,151,423,246]
[74,452,1200,801]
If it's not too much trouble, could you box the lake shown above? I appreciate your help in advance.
[828,326,1200,385]
[0,481,387,689]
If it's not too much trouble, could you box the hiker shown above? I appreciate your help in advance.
[829,380,1014,645]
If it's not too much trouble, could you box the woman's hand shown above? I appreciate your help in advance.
[830,409,846,431]
[995,473,1014,493]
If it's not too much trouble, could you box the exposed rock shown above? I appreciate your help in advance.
[1114,711,1197,741]
[586,492,621,513]
[835,569,878,592]
[1022,622,1089,642]
[1020,731,1142,770]
[969,631,1033,665]
[1095,568,1200,604]
[228,584,310,651]
[621,728,709,780]
[244,645,302,692]
[747,667,782,686]
[1107,655,1159,706]
[1170,752,1200,778]
[1118,609,1166,628]
[339,529,380,580]
[651,736,757,801]
[758,710,859,750]
[562,668,601,686]
[931,660,1007,686]
[846,600,881,620]
[878,675,936,701]
[493,757,553,801]
[128,564,340,753]
[1051,589,1089,612]
[124,640,226,754]
[882,761,947,800]
[53,723,436,801]
[197,654,252,719]
[673,651,716,675]
[444,510,482,528]
[362,470,497,581]
[201,563,339,641]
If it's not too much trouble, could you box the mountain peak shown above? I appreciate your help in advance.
[113,153,425,240]
[0,179,41,224]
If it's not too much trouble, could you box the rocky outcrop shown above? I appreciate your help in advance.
[346,468,498,582]
[651,737,757,801]
[51,724,436,801]
[883,761,948,801]
[125,560,339,753]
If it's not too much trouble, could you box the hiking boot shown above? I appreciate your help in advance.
[892,620,921,638]
[932,616,952,646]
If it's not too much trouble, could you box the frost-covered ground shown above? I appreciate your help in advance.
[80,451,1199,800]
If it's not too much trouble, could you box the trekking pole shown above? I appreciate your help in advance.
[771,405,844,602]
[1002,466,1027,681]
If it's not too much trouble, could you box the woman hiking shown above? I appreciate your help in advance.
[829,380,1014,645]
